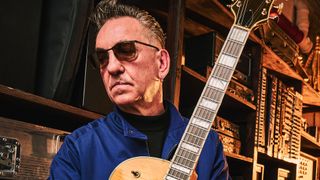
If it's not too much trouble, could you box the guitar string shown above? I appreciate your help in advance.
[179,26,240,165]
[248,1,265,26]
[167,27,249,180]
[245,1,270,28]
[236,0,248,25]
[179,26,239,168]
[254,1,264,26]
[237,0,247,25]
[236,0,270,28]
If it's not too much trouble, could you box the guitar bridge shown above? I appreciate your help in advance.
[0,136,21,178]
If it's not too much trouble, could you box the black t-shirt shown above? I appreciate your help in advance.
[119,106,170,157]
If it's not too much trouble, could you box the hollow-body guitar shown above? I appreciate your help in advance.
[110,0,275,179]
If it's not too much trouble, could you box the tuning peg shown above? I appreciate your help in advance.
[273,2,284,15]
[224,0,235,8]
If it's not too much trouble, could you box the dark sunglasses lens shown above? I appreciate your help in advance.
[96,50,109,65]
[114,42,137,61]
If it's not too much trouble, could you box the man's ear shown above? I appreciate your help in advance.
[158,49,170,81]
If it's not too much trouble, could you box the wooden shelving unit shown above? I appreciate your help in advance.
[0,84,102,131]
[179,0,320,179]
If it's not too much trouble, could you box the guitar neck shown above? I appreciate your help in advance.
[165,25,250,180]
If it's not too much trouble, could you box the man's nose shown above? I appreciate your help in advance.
[106,51,124,75]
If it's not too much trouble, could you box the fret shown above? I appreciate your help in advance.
[183,132,205,147]
[211,64,234,81]
[188,124,207,138]
[194,106,215,121]
[174,155,194,169]
[167,170,182,180]
[190,117,211,129]
[202,86,224,103]
[199,97,218,110]
[181,142,200,153]
[230,27,248,42]
[223,40,243,57]
[176,148,197,162]
[168,168,188,180]
[208,77,228,90]
[182,139,201,150]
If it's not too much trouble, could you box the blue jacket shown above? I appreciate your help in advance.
[49,102,230,179]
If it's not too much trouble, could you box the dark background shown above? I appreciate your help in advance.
[0,0,114,114]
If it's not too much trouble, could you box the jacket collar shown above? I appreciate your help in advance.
[109,101,188,159]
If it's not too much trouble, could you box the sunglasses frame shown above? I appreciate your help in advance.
[91,40,160,68]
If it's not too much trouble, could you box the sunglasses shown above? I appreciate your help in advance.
[92,40,160,68]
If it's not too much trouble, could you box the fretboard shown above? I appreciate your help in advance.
[165,25,250,180]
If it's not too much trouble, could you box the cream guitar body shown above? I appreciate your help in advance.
[109,156,197,180]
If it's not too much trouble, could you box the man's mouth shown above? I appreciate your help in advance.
[110,81,131,90]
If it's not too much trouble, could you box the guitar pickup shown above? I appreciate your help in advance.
[0,136,21,178]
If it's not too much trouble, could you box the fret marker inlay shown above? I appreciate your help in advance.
[171,164,191,174]
[209,78,227,90]
[166,176,178,180]
[192,118,211,129]
[181,142,199,153]
[219,54,237,67]
[200,98,218,110]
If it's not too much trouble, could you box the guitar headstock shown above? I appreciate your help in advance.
[230,0,275,29]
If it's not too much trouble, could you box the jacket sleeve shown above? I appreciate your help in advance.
[196,130,231,180]
[209,131,231,180]
[48,135,81,180]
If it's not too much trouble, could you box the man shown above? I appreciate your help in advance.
[49,0,230,179]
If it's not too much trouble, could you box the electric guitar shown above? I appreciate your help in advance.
[110,0,275,179]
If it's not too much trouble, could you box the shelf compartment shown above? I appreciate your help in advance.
[301,130,320,157]
[258,152,297,171]
[180,66,256,116]
[226,152,253,179]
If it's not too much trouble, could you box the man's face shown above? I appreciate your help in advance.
[96,17,163,110]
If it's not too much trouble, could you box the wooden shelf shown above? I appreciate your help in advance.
[0,84,102,131]
[258,152,297,167]
[302,83,320,106]
[225,90,256,111]
[182,65,207,83]
[262,48,303,81]
[186,0,233,35]
[261,46,320,106]
[181,66,256,111]
[224,151,253,163]
[301,130,320,157]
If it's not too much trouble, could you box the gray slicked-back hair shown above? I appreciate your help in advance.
[91,0,166,48]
